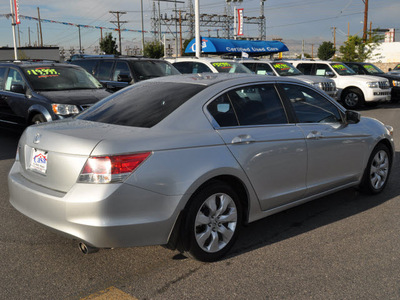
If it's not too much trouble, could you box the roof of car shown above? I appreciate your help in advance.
[140,72,304,87]
[0,61,80,68]
[72,56,166,62]
[165,57,237,63]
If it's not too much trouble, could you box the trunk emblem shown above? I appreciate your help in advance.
[33,133,41,144]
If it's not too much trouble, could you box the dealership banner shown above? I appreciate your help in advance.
[13,0,20,24]
[237,8,243,36]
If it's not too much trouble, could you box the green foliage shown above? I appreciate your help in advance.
[99,33,119,55]
[339,32,383,62]
[317,41,336,60]
[143,41,164,58]
[296,53,312,59]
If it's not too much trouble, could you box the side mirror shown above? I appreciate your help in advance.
[325,71,335,77]
[10,84,25,94]
[117,74,132,83]
[388,68,392,72]
[346,110,361,124]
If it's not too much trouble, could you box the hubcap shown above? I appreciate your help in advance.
[345,92,359,107]
[194,193,237,253]
[370,150,389,190]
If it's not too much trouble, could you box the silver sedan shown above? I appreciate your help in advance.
[8,73,394,262]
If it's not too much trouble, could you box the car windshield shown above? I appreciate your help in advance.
[363,64,384,74]
[22,66,103,91]
[393,64,400,71]
[330,63,356,76]
[271,62,303,76]
[77,81,206,128]
[211,62,252,73]
[131,61,180,80]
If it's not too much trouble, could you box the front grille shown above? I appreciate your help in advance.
[374,91,390,96]
[320,82,336,92]
[379,81,390,89]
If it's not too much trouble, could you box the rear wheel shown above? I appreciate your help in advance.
[183,181,242,262]
[342,88,365,109]
[359,144,391,194]
[31,114,47,124]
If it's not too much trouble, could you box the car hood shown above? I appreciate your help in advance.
[36,89,111,105]
[295,75,333,84]
[347,75,389,82]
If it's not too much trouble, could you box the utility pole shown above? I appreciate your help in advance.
[37,7,43,47]
[109,11,127,54]
[362,0,368,43]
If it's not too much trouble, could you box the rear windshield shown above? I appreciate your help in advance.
[77,81,206,128]
[22,66,102,91]
[131,61,180,80]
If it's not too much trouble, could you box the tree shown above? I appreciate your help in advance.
[99,33,119,55]
[143,41,164,58]
[339,32,383,62]
[296,53,312,59]
[317,41,336,60]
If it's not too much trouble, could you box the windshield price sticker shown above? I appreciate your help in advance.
[29,148,48,174]
[332,64,348,71]
[273,63,290,71]
[26,68,60,78]
[212,62,232,69]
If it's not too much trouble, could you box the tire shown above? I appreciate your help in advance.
[183,181,242,262]
[359,144,392,194]
[31,114,47,124]
[342,88,365,109]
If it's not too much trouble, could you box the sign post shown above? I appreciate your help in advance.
[9,0,20,60]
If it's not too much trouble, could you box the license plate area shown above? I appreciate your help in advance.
[29,148,48,175]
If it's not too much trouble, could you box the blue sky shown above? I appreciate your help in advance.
[1,0,399,55]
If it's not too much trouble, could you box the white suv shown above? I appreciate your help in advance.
[165,57,252,74]
[288,60,391,108]
[239,59,337,99]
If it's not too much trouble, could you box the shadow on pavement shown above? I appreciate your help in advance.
[227,150,400,260]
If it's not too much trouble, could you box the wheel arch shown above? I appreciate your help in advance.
[165,174,251,252]
[340,86,364,101]
[27,105,53,123]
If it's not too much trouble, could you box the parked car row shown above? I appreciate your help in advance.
[1,57,399,130]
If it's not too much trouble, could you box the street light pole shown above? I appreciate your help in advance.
[195,0,200,57]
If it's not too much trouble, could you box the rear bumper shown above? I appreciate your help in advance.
[8,162,183,248]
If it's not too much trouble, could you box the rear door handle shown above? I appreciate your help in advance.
[306,131,323,140]
[232,134,256,144]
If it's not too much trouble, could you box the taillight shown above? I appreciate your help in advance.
[78,152,151,183]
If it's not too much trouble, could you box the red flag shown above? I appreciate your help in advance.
[14,0,20,24]
[237,8,244,36]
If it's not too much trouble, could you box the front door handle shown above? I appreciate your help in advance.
[306,131,323,140]
[232,134,256,144]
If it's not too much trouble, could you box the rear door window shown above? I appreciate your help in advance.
[73,60,98,75]
[96,60,114,80]
[113,61,131,81]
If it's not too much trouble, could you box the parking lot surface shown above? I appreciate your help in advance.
[1,104,400,299]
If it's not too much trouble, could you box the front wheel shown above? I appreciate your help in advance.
[342,88,365,109]
[31,114,47,124]
[183,181,242,262]
[359,144,392,194]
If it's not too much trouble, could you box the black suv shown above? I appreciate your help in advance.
[345,62,400,102]
[70,56,180,92]
[0,61,110,128]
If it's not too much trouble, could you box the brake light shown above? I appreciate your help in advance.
[78,152,151,183]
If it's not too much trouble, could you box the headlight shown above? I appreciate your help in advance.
[392,80,400,87]
[366,82,379,88]
[52,104,79,115]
